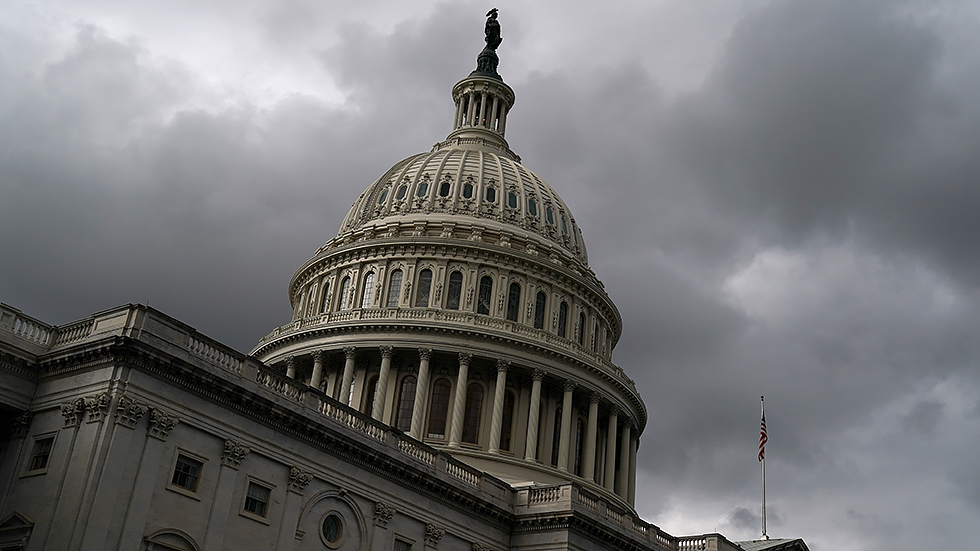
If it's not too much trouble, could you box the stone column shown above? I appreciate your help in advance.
[524,369,544,461]
[339,347,357,406]
[490,96,500,130]
[286,355,296,379]
[557,380,576,471]
[448,352,472,447]
[582,392,600,482]
[628,432,638,506]
[117,407,179,551]
[604,406,619,491]
[487,360,510,454]
[276,466,314,551]
[467,92,477,125]
[617,421,631,498]
[478,92,488,126]
[203,439,250,550]
[310,350,324,389]
[373,346,394,421]
[409,348,433,439]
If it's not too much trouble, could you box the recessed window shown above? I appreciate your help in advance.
[243,480,271,518]
[415,269,432,307]
[171,453,203,493]
[485,187,496,203]
[394,538,413,551]
[546,206,554,224]
[378,187,389,204]
[361,272,376,309]
[427,378,452,439]
[527,199,537,216]
[462,182,474,199]
[416,181,429,198]
[462,383,484,444]
[561,216,568,235]
[507,191,518,209]
[320,512,345,547]
[395,185,408,200]
[446,272,463,310]
[439,181,451,197]
[339,277,352,311]
[477,276,493,315]
[506,282,521,322]
[558,301,568,338]
[533,291,547,330]
[396,376,417,432]
[26,435,54,473]
[387,270,403,308]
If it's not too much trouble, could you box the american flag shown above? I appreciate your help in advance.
[758,412,768,462]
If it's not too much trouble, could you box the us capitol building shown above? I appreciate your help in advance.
[0,11,809,551]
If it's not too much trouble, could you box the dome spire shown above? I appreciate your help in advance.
[445,9,515,149]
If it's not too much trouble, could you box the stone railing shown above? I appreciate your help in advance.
[256,367,307,403]
[255,308,637,392]
[189,333,243,374]
[0,304,54,347]
[52,318,95,346]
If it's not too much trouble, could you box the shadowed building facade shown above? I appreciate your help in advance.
[0,12,809,551]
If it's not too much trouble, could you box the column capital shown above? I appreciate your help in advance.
[113,395,147,429]
[312,350,324,362]
[343,346,357,360]
[496,359,510,373]
[374,501,396,528]
[608,405,620,417]
[590,391,601,404]
[380,345,394,358]
[563,379,577,393]
[286,355,296,368]
[288,466,314,494]
[418,348,433,361]
[147,408,179,440]
[532,368,545,381]
[221,439,250,469]
[458,352,473,365]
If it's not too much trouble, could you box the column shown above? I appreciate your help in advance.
[617,421,631,498]
[604,406,618,491]
[203,439,250,550]
[628,432,638,505]
[117,407,179,551]
[524,369,544,461]
[448,352,472,447]
[286,355,296,379]
[409,348,433,439]
[582,392,600,482]
[373,346,394,421]
[487,360,510,454]
[489,96,499,129]
[557,380,575,471]
[276,467,314,551]
[310,350,324,389]
[339,347,356,406]
[478,92,488,126]
[467,92,477,125]
[498,104,507,134]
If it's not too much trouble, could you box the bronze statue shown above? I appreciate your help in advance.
[485,8,502,50]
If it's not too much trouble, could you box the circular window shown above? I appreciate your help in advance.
[320,512,345,548]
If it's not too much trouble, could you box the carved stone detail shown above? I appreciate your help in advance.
[418,348,433,361]
[114,395,147,429]
[343,346,357,360]
[425,523,446,548]
[147,408,179,440]
[312,350,324,362]
[496,360,509,373]
[590,391,601,404]
[374,501,395,527]
[288,466,314,494]
[532,369,545,382]
[563,380,577,393]
[61,398,86,428]
[221,439,250,469]
[379,345,394,359]
[12,411,33,439]
[85,392,112,423]
[458,352,473,365]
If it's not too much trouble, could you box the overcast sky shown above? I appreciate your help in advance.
[3,1,979,550]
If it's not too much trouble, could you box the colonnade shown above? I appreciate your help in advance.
[278,345,639,504]
[453,87,510,134]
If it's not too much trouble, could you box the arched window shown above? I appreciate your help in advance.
[527,198,537,217]
[500,390,516,451]
[361,272,375,309]
[427,378,452,439]
[416,180,429,198]
[395,376,417,432]
[439,180,451,197]
[387,270,403,307]
[485,186,496,203]
[558,301,568,337]
[506,282,521,322]
[339,277,352,310]
[533,291,547,329]
[378,187,389,204]
[462,383,484,444]
[507,191,519,209]
[551,407,562,466]
[546,206,554,225]
[395,184,408,200]
[578,312,587,345]
[477,276,493,315]
[591,316,598,351]
[415,269,432,307]
[363,375,378,416]
[446,271,463,310]
[574,417,585,476]
[462,182,474,199]
[320,281,331,313]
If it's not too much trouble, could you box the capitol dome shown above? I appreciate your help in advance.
[252,29,644,511]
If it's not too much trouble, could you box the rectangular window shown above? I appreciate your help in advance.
[171,454,203,492]
[393,538,413,551]
[26,435,54,473]
[244,481,271,517]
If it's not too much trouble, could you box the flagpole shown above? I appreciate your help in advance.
[761,396,768,540]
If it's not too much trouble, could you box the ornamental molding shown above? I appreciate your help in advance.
[418,348,433,361]
[495,360,509,373]
[114,395,147,429]
[373,501,395,527]
[85,392,112,423]
[12,411,33,439]
[343,347,357,360]
[288,466,314,494]
[221,439,250,469]
[425,523,446,548]
[147,407,179,440]
[458,352,473,365]
[379,345,394,359]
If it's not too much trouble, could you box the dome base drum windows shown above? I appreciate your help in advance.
[415,269,433,307]
[477,276,493,315]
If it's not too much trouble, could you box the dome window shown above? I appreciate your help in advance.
[395,185,408,200]
[427,378,452,439]
[561,216,569,236]
[506,282,521,322]
[415,269,433,307]
[477,276,493,315]
[546,206,554,225]
[339,277,352,311]
[360,272,375,309]
[462,182,474,199]
[558,301,568,337]
[378,187,389,204]
[462,382,484,444]
[485,187,496,203]
[446,272,463,310]
[507,191,518,209]
[527,199,537,217]
[533,291,547,329]
[396,376,417,432]
[439,181,451,197]
[416,181,429,198]
[386,270,403,307]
